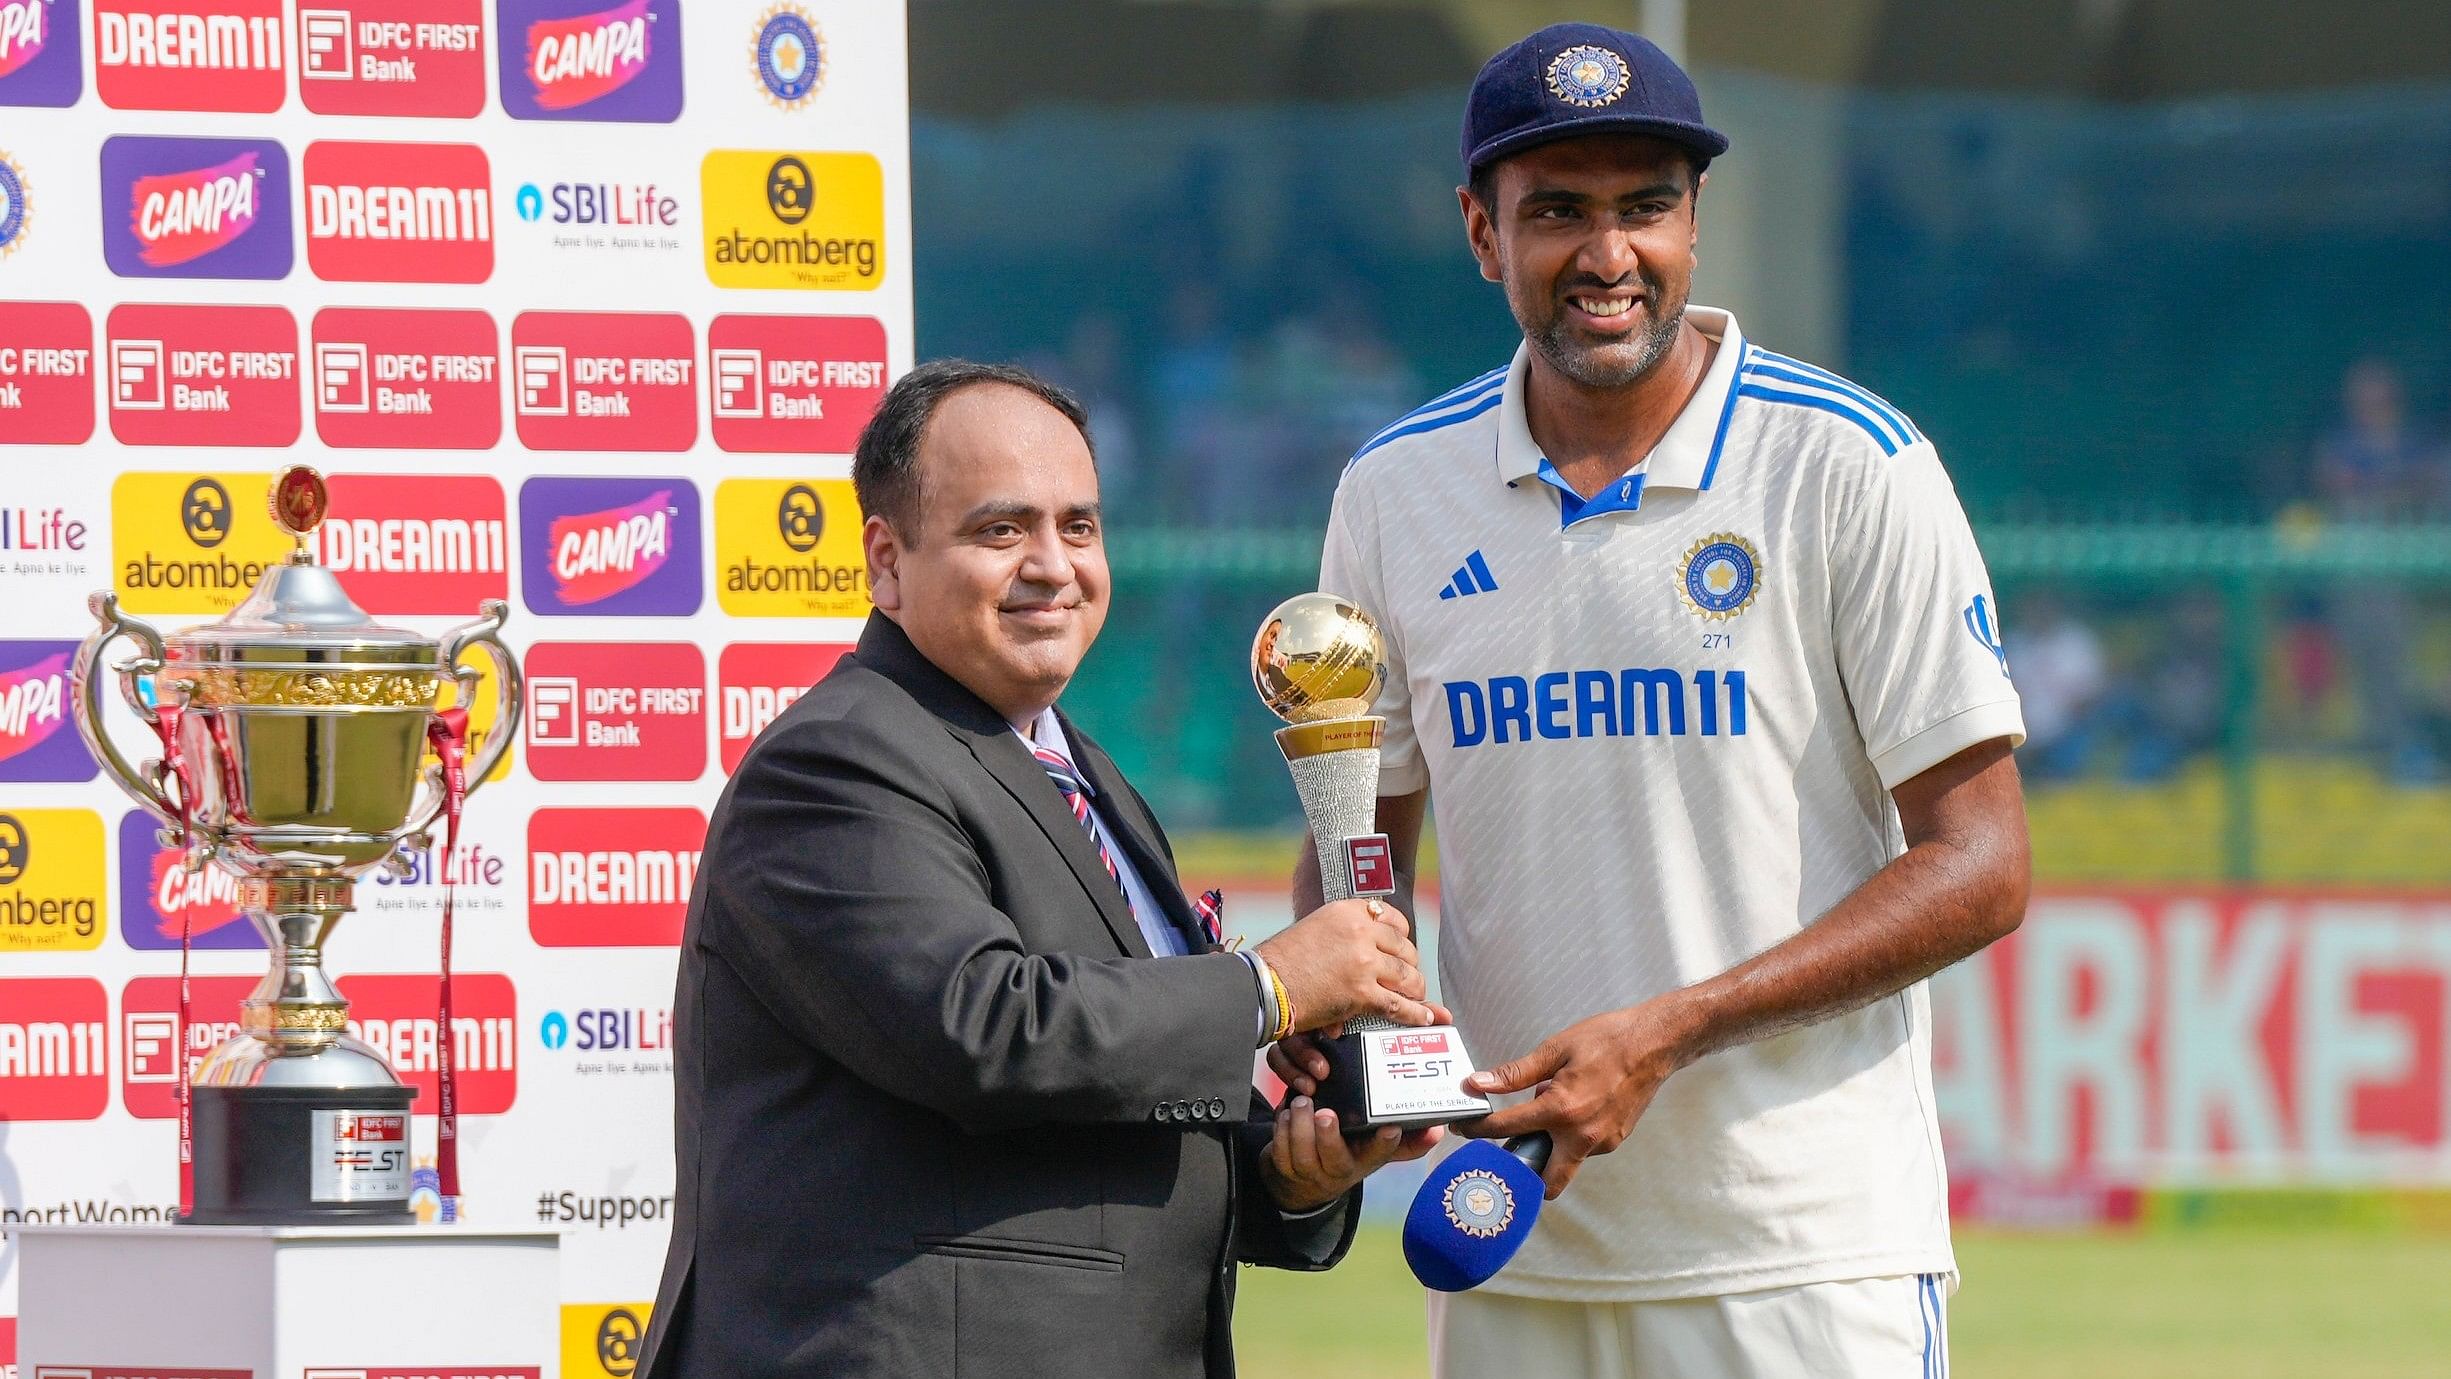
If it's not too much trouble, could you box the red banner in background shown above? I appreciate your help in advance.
[1934,890,2451,1190]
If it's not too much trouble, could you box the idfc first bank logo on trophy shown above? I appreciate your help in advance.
[72,466,522,1223]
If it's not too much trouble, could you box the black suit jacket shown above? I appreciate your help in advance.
[641,614,1357,1379]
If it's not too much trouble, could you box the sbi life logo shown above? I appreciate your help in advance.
[515,181,680,227]
[540,1006,672,1051]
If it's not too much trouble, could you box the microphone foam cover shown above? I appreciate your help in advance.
[1402,1138,1546,1292]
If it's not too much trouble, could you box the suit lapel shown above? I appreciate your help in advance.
[1065,716,1207,953]
[962,728,1152,960]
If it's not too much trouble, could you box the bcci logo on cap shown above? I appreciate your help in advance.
[1545,44,1629,107]
[1443,1167,1514,1238]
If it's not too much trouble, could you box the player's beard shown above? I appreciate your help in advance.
[1526,275,1687,390]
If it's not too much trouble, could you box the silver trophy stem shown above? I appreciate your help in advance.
[238,876,358,1054]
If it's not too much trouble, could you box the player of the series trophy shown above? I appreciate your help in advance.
[1250,592,1490,1129]
[70,467,522,1224]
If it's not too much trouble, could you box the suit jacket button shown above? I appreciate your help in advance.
[1173,1099,1192,1121]
[1152,1104,1172,1123]
[1209,1097,1229,1120]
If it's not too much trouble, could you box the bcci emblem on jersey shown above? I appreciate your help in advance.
[1679,533,1762,621]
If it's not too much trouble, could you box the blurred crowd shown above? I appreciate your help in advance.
[2013,359,2451,786]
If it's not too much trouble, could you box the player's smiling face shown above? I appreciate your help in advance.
[1464,135,1701,389]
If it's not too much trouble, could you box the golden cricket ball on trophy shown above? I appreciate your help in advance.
[1250,592,1385,725]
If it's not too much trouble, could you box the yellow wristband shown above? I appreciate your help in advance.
[1268,966,1295,1043]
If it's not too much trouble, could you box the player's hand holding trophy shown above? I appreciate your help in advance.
[71,466,521,1224]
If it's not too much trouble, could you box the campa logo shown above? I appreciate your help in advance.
[0,640,97,781]
[100,135,290,279]
[110,470,290,615]
[500,0,679,122]
[0,0,85,108]
[518,476,702,617]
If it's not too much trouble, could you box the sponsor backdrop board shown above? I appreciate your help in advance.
[0,0,910,1367]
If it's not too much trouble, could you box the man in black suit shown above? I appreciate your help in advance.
[641,360,1443,1378]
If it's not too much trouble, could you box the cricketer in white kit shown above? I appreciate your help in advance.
[1275,22,2030,1379]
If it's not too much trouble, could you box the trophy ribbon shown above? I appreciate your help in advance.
[148,703,200,1219]
[427,706,471,1214]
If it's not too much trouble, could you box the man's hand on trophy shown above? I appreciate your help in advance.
[1253,897,1435,1030]
[1259,1093,1446,1213]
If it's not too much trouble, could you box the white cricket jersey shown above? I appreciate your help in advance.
[1320,307,2025,1302]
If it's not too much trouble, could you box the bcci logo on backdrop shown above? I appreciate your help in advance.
[500,0,680,122]
[104,304,302,448]
[0,146,30,258]
[0,975,109,1120]
[518,475,703,617]
[0,808,105,952]
[0,641,97,781]
[0,0,82,106]
[701,149,882,291]
[750,2,822,109]
[111,470,291,615]
[297,0,487,117]
[714,477,867,618]
[100,135,291,280]
[94,0,285,111]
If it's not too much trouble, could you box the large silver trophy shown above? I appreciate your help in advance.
[72,467,521,1224]
[1251,593,1488,1129]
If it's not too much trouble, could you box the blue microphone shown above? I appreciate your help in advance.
[1402,1133,1552,1292]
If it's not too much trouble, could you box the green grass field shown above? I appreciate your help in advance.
[1234,1226,2451,1378]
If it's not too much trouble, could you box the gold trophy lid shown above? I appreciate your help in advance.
[166,467,438,668]
[1251,592,1386,724]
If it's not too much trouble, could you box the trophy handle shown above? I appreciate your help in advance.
[70,592,185,828]
[410,600,522,838]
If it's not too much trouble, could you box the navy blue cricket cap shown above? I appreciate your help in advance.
[1461,23,1729,178]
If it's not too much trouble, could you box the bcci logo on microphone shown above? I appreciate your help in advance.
[714,477,867,618]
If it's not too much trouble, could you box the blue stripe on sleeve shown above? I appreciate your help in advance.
[1733,383,1901,456]
[1738,362,1911,449]
[1347,388,1506,466]
[1750,349,1921,444]
[1351,366,1507,454]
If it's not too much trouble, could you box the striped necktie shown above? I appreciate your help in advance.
[1032,744,1122,891]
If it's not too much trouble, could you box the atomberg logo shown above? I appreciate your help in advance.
[308,473,508,615]
[524,641,707,782]
[94,0,285,113]
[118,810,253,951]
[0,809,104,952]
[339,971,519,1114]
[122,972,252,1116]
[714,477,868,618]
[0,300,96,444]
[519,477,702,617]
[0,975,109,1120]
[701,150,883,291]
[527,807,705,946]
[104,304,302,449]
[716,641,848,773]
[707,314,887,454]
[311,307,501,450]
[510,310,695,451]
[0,642,97,781]
[0,0,83,107]
[297,1,488,118]
[305,140,494,284]
[100,135,291,279]
[110,469,290,616]
[501,0,680,123]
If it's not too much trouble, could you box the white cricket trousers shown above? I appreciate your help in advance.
[1429,1273,1950,1379]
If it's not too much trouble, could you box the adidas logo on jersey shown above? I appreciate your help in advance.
[1439,550,1500,600]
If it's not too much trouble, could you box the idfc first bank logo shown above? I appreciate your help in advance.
[519,475,702,617]
[500,0,680,123]
[0,640,98,781]
[95,0,285,112]
[0,0,84,107]
[105,304,302,448]
[0,300,97,444]
[525,641,706,782]
[298,0,487,117]
[100,135,292,280]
